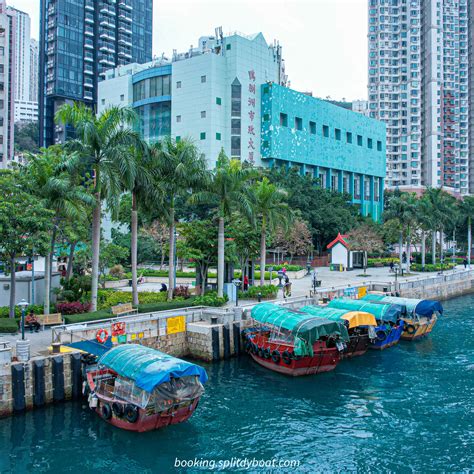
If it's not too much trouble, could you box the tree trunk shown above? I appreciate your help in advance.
[44,252,51,314]
[421,231,426,270]
[398,231,403,265]
[90,193,102,312]
[167,206,175,301]
[9,256,16,318]
[66,241,76,281]
[131,192,139,306]
[432,230,436,265]
[217,216,225,298]
[440,229,444,264]
[260,220,266,287]
[468,217,472,269]
[159,241,165,270]
[406,229,411,273]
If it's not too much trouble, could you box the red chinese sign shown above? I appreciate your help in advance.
[111,321,126,337]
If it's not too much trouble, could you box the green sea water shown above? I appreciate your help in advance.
[0,294,473,473]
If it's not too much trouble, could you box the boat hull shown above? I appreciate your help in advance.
[94,398,200,433]
[370,323,404,350]
[343,333,371,358]
[401,315,437,340]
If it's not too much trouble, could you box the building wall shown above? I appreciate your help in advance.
[261,83,385,220]
[29,38,38,103]
[14,100,37,122]
[9,7,30,103]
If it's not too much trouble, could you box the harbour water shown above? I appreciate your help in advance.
[0,294,473,473]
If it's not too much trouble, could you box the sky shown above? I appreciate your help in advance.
[9,0,368,101]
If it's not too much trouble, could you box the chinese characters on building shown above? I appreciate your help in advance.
[247,69,256,163]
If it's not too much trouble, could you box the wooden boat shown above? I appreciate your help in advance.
[86,344,207,432]
[362,295,443,341]
[244,303,350,376]
[300,306,377,358]
[327,298,405,350]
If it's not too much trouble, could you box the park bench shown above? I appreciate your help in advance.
[111,303,138,317]
[38,313,63,330]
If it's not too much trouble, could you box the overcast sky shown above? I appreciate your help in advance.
[9,0,368,100]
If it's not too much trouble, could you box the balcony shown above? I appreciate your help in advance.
[85,14,94,24]
[118,38,132,47]
[118,13,132,23]
[118,26,132,35]
[85,1,94,11]
[118,1,133,10]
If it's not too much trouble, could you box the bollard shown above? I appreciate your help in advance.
[16,340,30,362]
[257,292,262,302]
[211,316,218,325]
[52,342,61,354]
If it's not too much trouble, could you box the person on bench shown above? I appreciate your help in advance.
[25,311,40,333]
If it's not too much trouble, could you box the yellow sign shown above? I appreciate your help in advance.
[357,286,367,299]
[167,316,186,335]
[138,332,144,339]
[131,333,137,341]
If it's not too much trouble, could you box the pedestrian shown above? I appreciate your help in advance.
[389,261,394,273]
[160,283,167,292]
[25,311,40,333]
[463,258,468,269]
[284,274,291,298]
[243,275,249,291]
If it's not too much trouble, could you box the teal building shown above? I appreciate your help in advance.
[261,83,386,221]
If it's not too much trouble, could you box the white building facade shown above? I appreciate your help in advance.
[368,0,470,195]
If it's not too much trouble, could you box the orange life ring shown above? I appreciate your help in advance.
[96,328,109,344]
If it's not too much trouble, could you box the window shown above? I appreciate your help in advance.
[216,132,221,140]
[354,176,361,199]
[176,136,181,142]
[101,99,105,105]
[176,115,181,123]
[364,179,371,200]
[231,79,241,118]
[346,132,353,143]
[331,176,337,191]
[368,138,373,149]
[216,97,222,105]
[201,111,206,118]
[120,94,124,101]
[231,119,241,134]
[280,113,288,127]
[335,128,341,140]
[263,85,269,94]
[309,121,316,134]
[295,117,302,131]
[323,125,329,137]
[377,140,382,151]
[201,75,206,83]
[226,43,231,50]
[200,132,206,140]
[176,81,181,89]
[231,136,241,156]
[357,135,363,146]
[263,114,269,122]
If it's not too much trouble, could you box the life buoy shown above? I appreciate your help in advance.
[376,330,388,342]
[124,404,139,423]
[96,328,109,344]
[271,350,281,364]
[282,350,292,365]
[405,324,417,335]
[101,403,112,420]
[263,347,271,359]
[112,402,124,418]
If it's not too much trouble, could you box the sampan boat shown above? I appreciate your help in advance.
[244,303,349,376]
[327,298,404,350]
[300,306,377,357]
[86,344,208,432]
[362,294,443,340]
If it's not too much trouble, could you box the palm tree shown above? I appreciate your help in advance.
[459,196,474,269]
[23,146,94,313]
[190,150,257,297]
[422,188,458,265]
[56,104,142,311]
[150,137,208,300]
[250,177,292,285]
[416,195,434,270]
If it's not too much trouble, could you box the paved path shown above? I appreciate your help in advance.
[1,328,54,357]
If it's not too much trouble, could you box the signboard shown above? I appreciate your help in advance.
[357,286,367,299]
[111,322,126,337]
[344,287,357,298]
[167,316,186,335]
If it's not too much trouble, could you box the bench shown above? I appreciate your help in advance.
[38,313,63,330]
[111,303,138,317]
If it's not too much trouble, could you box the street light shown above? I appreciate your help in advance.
[17,299,29,341]
[232,278,242,306]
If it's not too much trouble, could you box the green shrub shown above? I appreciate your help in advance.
[63,311,112,324]
[0,318,19,333]
[256,264,304,272]
[96,290,168,310]
[239,285,278,299]
[367,258,399,267]
[193,291,228,307]
[411,263,456,272]
[0,304,47,318]
[137,299,196,313]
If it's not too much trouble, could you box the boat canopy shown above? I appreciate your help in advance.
[328,298,403,323]
[300,306,377,328]
[98,344,208,393]
[251,303,350,355]
[362,294,443,318]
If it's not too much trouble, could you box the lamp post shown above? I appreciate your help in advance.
[232,278,242,306]
[18,299,29,341]
[173,231,179,290]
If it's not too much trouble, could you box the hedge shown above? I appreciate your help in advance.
[0,304,50,318]
[97,290,168,310]
[411,263,456,272]
[0,318,19,333]
[239,285,278,299]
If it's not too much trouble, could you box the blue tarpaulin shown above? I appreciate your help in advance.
[99,344,208,393]
[362,295,443,318]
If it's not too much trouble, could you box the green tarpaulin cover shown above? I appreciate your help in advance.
[251,303,349,356]
[327,298,402,323]
[361,295,443,317]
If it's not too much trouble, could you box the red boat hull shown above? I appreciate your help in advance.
[343,334,371,358]
[95,398,200,433]
[245,333,341,377]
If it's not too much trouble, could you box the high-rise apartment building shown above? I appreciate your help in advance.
[9,6,30,103]
[39,0,153,147]
[0,1,16,166]
[29,38,38,102]
[368,0,469,195]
